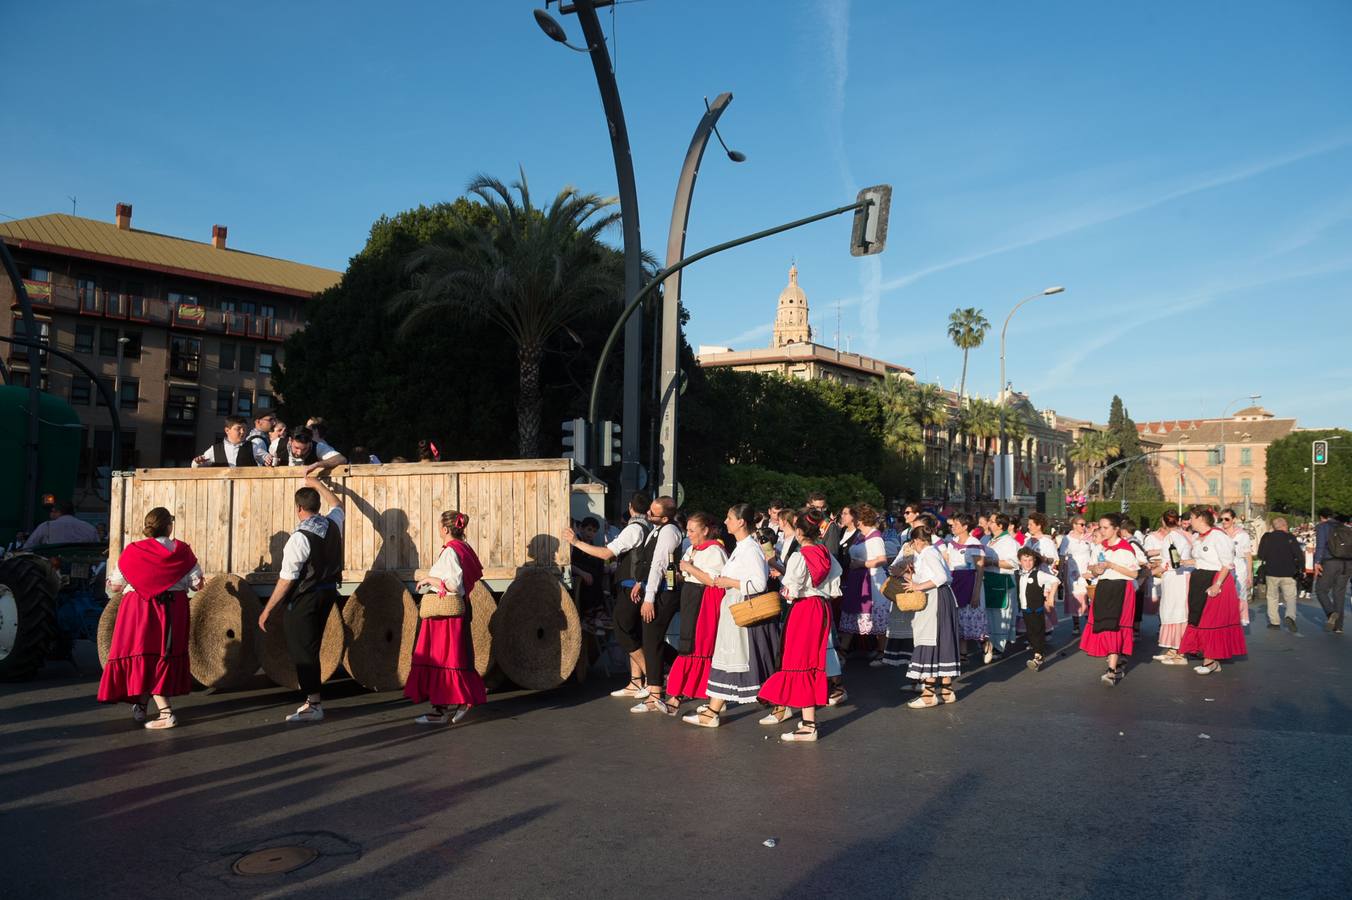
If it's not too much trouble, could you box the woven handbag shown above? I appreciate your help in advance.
[419,592,466,619]
[892,589,927,612]
[728,590,783,627]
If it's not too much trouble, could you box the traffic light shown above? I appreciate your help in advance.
[1120,498,1129,515]
[561,418,587,466]
[600,420,621,468]
[850,185,892,257]
[1313,440,1329,466]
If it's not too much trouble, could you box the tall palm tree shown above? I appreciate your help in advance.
[962,397,1001,499]
[1069,431,1122,499]
[395,171,623,458]
[944,307,990,503]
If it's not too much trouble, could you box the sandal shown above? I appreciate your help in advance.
[144,708,177,730]
[1100,667,1122,686]
[982,640,994,665]
[867,651,887,668]
[415,705,451,725]
[131,703,147,724]
[610,678,647,699]
[758,706,792,725]
[450,705,470,724]
[1193,660,1221,676]
[682,706,720,728]
[781,721,819,742]
[826,687,847,707]
[938,686,957,703]
[907,688,940,709]
[631,695,678,716]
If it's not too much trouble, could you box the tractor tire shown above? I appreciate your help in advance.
[0,554,61,681]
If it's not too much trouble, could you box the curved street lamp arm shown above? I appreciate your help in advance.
[0,335,124,470]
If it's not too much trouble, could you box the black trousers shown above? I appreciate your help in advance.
[1024,608,1048,657]
[1316,559,1352,627]
[641,590,680,689]
[285,587,337,696]
[676,582,704,655]
[612,583,643,654]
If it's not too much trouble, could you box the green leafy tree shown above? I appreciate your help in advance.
[943,307,990,500]
[957,397,1000,500]
[395,171,624,458]
[1102,395,1164,500]
[1070,430,1122,500]
[1266,429,1352,513]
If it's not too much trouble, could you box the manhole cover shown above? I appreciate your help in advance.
[232,846,319,876]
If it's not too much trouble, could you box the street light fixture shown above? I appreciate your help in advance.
[996,286,1065,504]
[532,9,595,51]
[705,97,747,163]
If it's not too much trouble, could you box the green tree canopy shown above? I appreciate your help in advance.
[1266,429,1352,514]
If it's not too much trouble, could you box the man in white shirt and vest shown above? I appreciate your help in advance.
[192,415,268,468]
[259,473,345,723]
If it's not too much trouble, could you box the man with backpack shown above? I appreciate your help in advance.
[1314,508,1352,633]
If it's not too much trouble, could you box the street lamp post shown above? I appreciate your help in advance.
[1217,393,1260,507]
[997,286,1064,506]
[1313,435,1343,522]
[535,0,644,501]
[655,93,744,499]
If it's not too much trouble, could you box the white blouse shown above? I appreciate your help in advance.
[943,534,985,570]
[989,533,1020,569]
[724,536,770,597]
[683,542,728,579]
[423,544,465,595]
[107,537,205,594]
[912,545,951,588]
[781,548,842,599]
[1059,532,1096,582]
[1094,542,1141,582]
[1191,529,1236,571]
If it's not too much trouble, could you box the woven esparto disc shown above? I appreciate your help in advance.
[492,569,580,691]
[257,599,346,690]
[342,572,417,691]
[188,575,262,690]
[469,581,496,677]
[97,594,122,669]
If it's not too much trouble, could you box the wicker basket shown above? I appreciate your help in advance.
[892,589,927,612]
[729,590,782,627]
[419,591,465,619]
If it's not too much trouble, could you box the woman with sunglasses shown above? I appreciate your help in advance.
[1080,513,1140,685]
[1059,516,1096,635]
[1178,508,1247,674]
[1219,509,1253,627]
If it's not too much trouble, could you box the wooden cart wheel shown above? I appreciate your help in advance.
[96,594,121,670]
[342,573,417,691]
[491,569,580,691]
[188,575,262,690]
[468,581,496,678]
[257,598,346,690]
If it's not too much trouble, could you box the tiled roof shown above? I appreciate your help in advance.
[1136,418,1297,444]
[0,213,341,297]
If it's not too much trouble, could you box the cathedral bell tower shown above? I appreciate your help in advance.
[771,264,812,348]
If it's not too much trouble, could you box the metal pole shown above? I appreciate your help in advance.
[657,92,733,499]
[590,199,867,426]
[568,0,644,499]
[997,290,1052,506]
[0,335,121,470]
[0,238,43,530]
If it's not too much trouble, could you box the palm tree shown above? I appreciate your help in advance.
[1069,431,1122,499]
[395,171,623,458]
[961,397,1001,499]
[944,307,990,503]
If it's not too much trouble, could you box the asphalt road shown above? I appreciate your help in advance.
[3,601,1351,900]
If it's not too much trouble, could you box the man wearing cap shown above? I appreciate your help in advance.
[24,500,100,548]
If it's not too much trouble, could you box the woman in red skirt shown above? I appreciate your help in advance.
[1178,508,1247,674]
[98,507,203,729]
[406,510,488,724]
[759,508,841,742]
[660,512,728,713]
[1080,512,1140,686]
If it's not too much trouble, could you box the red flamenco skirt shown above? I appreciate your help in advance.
[97,590,192,703]
[1178,579,1247,661]
[667,586,722,699]
[404,615,487,707]
[1079,581,1136,658]
[759,596,829,709]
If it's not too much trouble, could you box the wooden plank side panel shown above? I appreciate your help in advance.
[107,473,127,569]
[551,468,570,569]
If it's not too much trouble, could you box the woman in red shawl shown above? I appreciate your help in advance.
[97,507,203,729]
[759,508,842,742]
[406,509,488,724]
[658,512,728,713]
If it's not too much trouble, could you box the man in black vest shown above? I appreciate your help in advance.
[564,492,654,698]
[278,425,347,473]
[245,412,277,465]
[259,473,345,723]
[192,415,263,468]
[628,496,684,714]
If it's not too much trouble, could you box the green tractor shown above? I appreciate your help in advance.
[0,384,99,680]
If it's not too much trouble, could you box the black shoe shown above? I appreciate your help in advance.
[1286,617,1298,634]
[1327,614,1338,632]
[1267,623,1280,629]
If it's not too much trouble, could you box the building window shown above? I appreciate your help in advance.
[70,376,92,405]
[216,387,233,415]
[168,290,200,307]
[99,327,120,357]
[119,378,139,410]
[260,304,275,320]
[220,298,236,313]
[170,336,202,379]
[1240,448,1252,465]
[74,324,96,354]
[1207,478,1219,496]
[125,282,146,319]
[1240,477,1252,497]
[95,376,115,407]
[103,281,123,316]
[166,386,199,424]
[240,345,255,373]
[238,300,257,316]
[219,341,236,371]
[94,429,138,470]
[77,277,98,312]
[26,266,51,282]
[11,314,50,363]
[255,392,273,410]
[1207,449,1221,465]
[237,391,252,416]
[259,350,274,375]
[123,330,142,359]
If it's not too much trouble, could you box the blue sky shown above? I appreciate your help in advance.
[5,0,1350,427]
